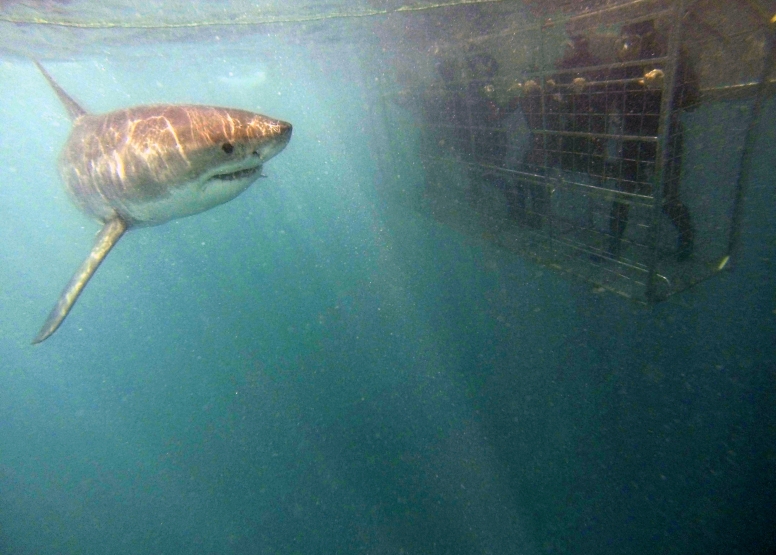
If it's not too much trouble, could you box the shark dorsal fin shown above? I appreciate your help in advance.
[34,60,88,120]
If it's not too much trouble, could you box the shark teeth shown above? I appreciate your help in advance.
[208,151,263,182]
[211,166,261,182]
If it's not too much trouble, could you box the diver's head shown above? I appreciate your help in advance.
[467,53,499,82]
[622,19,656,37]
[616,33,642,61]
[616,20,656,61]
[567,34,590,52]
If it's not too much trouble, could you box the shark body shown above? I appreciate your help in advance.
[32,62,292,343]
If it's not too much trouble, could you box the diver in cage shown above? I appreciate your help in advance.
[463,52,508,166]
[554,34,607,177]
[605,19,700,261]
[461,53,524,219]
[465,52,560,229]
[424,57,470,157]
[509,77,561,229]
[414,56,471,203]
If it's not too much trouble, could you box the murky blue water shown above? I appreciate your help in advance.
[0,17,774,555]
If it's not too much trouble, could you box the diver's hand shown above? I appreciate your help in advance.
[640,69,664,89]
[523,79,541,94]
[507,80,523,94]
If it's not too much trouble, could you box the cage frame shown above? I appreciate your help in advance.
[377,0,774,304]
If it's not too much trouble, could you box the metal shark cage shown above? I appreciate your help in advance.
[377,0,775,303]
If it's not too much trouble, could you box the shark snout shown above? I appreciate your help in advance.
[257,120,292,162]
[277,120,293,148]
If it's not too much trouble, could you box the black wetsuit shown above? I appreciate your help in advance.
[555,46,607,176]
[422,82,469,158]
[509,82,562,226]
[606,34,699,259]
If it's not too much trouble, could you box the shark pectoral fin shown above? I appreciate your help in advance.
[32,217,128,344]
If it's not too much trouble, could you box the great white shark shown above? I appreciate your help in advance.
[32,62,292,344]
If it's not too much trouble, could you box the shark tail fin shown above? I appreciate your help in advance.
[34,60,88,120]
[33,217,127,344]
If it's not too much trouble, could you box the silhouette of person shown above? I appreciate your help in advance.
[606,20,699,261]
[555,34,606,176]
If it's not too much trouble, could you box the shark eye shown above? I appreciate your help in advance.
[221,142,234,154]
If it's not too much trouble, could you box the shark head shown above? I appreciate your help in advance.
[61,105,292,226]
[184,105,293,182]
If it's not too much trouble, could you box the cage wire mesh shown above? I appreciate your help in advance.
[378,0,775,303]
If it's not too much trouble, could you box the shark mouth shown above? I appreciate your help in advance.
[211,165,262,182]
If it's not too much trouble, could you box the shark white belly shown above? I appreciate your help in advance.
[32,62,292,344]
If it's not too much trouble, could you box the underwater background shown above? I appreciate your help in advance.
[1,1,775,554]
